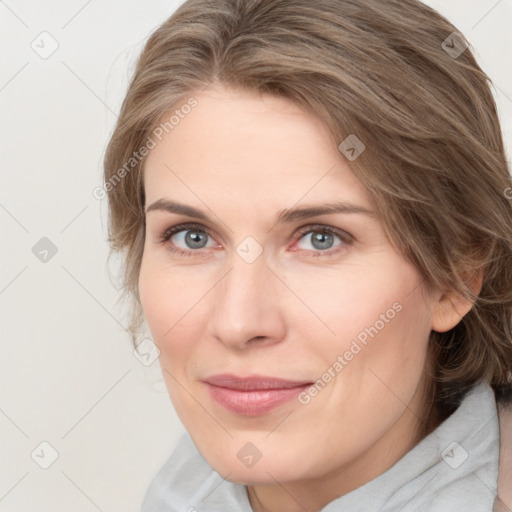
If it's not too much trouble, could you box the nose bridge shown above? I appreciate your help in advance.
[219,252,269,323]
[210,249,284,348]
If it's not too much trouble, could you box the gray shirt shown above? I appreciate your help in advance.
[141,382,499,511]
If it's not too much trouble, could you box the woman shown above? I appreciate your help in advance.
[102,0,512,510]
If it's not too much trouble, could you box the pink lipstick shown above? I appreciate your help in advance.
[203,374,312,416]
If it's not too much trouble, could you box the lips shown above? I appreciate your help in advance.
[203,374,312,390]
[203,374,313,416]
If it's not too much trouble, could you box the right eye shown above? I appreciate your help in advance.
[158,223,218,256]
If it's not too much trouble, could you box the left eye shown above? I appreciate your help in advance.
[296,229,343,251]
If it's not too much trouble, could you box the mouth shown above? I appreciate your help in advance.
[202,374,313,416]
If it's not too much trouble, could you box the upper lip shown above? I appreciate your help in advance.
[203,374,313,391]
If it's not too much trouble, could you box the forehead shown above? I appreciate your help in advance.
[143,84,371,211]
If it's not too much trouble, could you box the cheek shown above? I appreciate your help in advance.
[138,258,170,337]
[138,259,211,432]
[138,254,217,382]
[332,284,433,414]
[282,256,424,352]
[296,257,433,401]
[138,255,194,349]
[305,287,433,451]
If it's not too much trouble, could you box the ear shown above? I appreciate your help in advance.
[431,268,484,333]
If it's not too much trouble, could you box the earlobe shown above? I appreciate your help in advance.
[431,269,483,333]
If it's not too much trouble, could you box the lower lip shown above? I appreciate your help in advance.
[205,383,311,416]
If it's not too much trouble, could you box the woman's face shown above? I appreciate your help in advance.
[139,83,441,501]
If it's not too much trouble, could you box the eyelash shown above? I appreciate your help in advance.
[157,222,353,258]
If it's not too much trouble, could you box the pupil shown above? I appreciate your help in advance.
[186,231,207,248]
[312,232,333,250]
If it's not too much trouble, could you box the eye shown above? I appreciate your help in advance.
[158,223,217,256]
[292,225,353,257]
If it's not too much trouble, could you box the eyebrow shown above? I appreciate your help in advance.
[145,199,375,224]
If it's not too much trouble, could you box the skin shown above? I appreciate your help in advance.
[138,82,477,512]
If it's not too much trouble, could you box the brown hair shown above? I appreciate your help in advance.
[103,0,512,429]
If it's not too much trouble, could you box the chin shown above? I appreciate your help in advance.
[206,448,308,485]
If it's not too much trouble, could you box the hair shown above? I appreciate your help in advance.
[103,0,512,433]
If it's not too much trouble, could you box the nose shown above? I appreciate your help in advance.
[209,251,286,350]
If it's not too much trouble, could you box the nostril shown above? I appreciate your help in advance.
[248,336,266,343]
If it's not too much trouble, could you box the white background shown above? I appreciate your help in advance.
[1,1,511,511]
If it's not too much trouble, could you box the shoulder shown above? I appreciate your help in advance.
[495,400,512,512]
